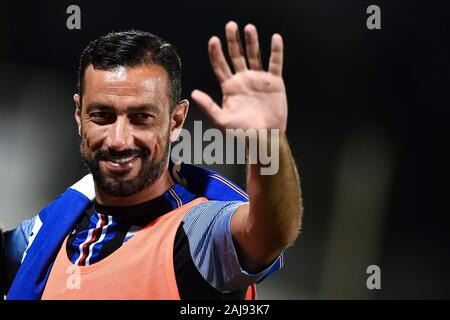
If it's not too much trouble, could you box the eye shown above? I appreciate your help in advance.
[90,111,115,124]
[130,113,154,124]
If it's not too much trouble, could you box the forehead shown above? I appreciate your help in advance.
[82,64,170,108]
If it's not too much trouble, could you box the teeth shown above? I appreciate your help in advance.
[109,156,136,164]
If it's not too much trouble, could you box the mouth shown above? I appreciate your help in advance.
[100,155,140,172]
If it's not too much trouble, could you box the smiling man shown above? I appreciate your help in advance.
[1,22,303,300]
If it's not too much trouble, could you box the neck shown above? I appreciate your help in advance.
[94,168,174,207]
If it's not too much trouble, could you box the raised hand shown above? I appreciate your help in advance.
[191,21,288,134]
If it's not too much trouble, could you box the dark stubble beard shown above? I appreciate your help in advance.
[80,132,170,197]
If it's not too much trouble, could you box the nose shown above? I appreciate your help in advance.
[105,116,132,151]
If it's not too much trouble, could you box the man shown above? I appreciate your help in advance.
[0,21,302,300]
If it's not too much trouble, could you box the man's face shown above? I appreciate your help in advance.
[75,65,172,197]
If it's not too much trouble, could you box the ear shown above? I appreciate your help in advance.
[74,94,82,135]
[169,99,189,143]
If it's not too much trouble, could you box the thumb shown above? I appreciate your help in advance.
[191,89,224,127]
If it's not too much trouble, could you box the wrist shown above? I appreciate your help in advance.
[245,129,285,176]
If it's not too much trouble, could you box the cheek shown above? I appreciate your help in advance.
[82,127,105,151]
[158,121,171,146]
[143,118,170,150]
[82,132,90,149]
[143,129,169,158]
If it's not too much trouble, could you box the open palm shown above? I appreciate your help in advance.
[192,22,288,134]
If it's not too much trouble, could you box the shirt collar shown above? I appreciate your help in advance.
[92,183,196,226]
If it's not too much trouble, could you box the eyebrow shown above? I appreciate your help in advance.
[85,103,161,114]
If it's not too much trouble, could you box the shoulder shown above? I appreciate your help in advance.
[182,200,246,238]
[184,200,246,222]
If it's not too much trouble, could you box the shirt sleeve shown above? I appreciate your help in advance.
[3,216,40,286]
[182,200,284,293]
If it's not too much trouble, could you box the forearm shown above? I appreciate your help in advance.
[232,133,303,271]
[247,133,302,248]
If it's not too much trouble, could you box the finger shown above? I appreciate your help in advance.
[244,24,263,70]
[208,36,233,84]
[269,33,284,76]
[191,90,224,127]
[225,21,247,72]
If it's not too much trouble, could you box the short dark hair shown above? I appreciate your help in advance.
[77,30,182,110]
